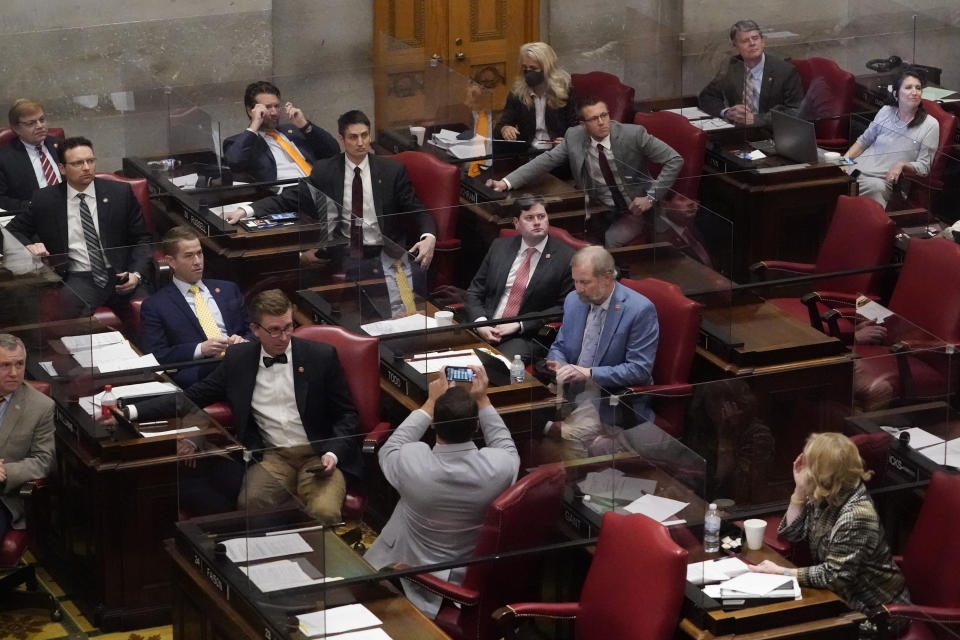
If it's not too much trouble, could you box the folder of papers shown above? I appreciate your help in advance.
[297,603,384,638]
[221,532,312,563]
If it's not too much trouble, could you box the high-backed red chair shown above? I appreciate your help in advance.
[97,171,170,285]
[890,99,958,218]
[789,58,855,151]
[752,195,897,338]
[0,380,59,620]
[883,472,960,639]
[495,512,687,640]
[392,151,460,289]
[498,225,592,251]
[0,127,66,148]
[402,465,566,640]
[571,72,635,124]
[620,278,702,438]
[633,111,707,204]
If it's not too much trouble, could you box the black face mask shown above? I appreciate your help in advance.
[524,70,545,88]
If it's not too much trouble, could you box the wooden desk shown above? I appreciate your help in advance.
[611,242,732,302]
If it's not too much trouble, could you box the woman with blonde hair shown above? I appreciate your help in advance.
[750,432,910,631]
[496,42,577,147]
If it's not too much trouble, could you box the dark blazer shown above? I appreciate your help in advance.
[250,153,436,247]
[464,235,574,335]
[698,54,805,128]
[495,91,578,142]
[139,279,251,387]
[136,337,361,480]
[222,122,339,182]
[6,178,152,280]
[0,136,64,212]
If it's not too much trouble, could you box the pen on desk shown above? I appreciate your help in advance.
[405,349,474,363]
[138,420,167,427]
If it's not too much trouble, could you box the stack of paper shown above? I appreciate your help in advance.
[623,494,688,524]
[238,558,341,593]
[577,468,657,503]
[361,313,437,336]
[708,572,800,601]
[689,117,735,131]
[221,533,313,563]
[62,331,159,373]
[405,348,511,375]
[78,381,178,416]
[686,557,750,585]
[297,604,386,638]
[429,129,463,149]
[663,106,712,120]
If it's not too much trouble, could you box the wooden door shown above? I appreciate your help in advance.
[373,0,539,132]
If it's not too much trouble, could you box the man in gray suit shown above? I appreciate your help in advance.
[0,334,55,539]
[489,96,683,248]
[364,365,519,618]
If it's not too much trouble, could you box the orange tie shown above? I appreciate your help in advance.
[468,111,489,178]
[263,130,313,176]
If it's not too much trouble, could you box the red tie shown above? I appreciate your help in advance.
[681,228,712,267]
[501,247,536,318]
[36,145,59,186]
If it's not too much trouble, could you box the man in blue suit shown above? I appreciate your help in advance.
[139,226,251,386]
[546,246,659,455]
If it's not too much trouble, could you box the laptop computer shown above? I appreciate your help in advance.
[769,109,819,164]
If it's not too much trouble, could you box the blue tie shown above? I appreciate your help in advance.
[577,306,605,367]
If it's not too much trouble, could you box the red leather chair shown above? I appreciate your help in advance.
[890,99,958,218]
[620,278,702,438]
[753,195,896,338]
[884,471,960,639]
[495,512,687,640]
[392,151,461,289]
[789,58,855,151]
[0,380,59,619]
[633,111,707,204]
[403,465,566,640]
[498,225,592,251]
[0,127,66,148]
[571,72,635,124]
[97,171,170,286]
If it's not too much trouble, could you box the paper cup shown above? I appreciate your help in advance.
[823,151,841,163]
[434,310,454,326]
[409,126,426,147]
[743,518,767,550]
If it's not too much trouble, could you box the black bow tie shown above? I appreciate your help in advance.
[263,353,288,368]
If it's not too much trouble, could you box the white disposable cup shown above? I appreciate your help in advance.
[434,310,454,326]
[409,126,426,146]
[743,518,767,550]
[823,151,841,163]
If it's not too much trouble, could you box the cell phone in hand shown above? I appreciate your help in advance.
[115,272,130,285]
[446,366,475,383]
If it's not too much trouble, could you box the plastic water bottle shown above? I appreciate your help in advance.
[510,354,525,383]
[100,385,118,419]
[704,503,721,553]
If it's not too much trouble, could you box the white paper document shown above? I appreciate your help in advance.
[297,603,384,638]
[918,437,960,467]
[169,173,199,188]
[881,427,946,451]
[690,117,735,131]
[61,331,125,352]
[323,629,392,640]
[664,106,712,120]
[222,532,313,563]
[855,299,894,324]
[78,381,178,416]
[623,494,688,522]
[720,572,795,596]
[139,426,201,438]
[687,557,751,585]
[206,202,252,217]
[577,468,657,502]
[361,313,437,336]
[238,558,341,593]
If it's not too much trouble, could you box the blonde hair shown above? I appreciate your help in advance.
[803,433,873,506]
[510,42,571,110]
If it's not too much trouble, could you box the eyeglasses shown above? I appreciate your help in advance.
[581,112,610,124]
[64,158,96,168]
[17,116,46,128]
[255,322,295,338]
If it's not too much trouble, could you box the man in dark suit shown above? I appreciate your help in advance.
[139,226,251,387]
[465,195,574,362]
[0,334,55,540]
[698,19,805,128]
[0,99,63,212]
[6,136,151,322]
[126,289,359,524]
[222,80,339,182]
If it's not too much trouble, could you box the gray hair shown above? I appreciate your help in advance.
[571,245,617,278]
[0,333,25,354]
[729,19,762,42]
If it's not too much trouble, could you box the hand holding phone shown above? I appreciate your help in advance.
[446,366,476,383]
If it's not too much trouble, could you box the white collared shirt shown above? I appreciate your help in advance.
[172,277,227,358]
[532,94,550,142]
[341,155,382,245]
[251,343,311,448]
[587,135,621,208]
[65,182,104,273]
[491,235,549,319]
[251,128,309,180]
[24,142,60,187]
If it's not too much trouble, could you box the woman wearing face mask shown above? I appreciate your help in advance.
[843,68,940,208]
[496,42,577,148]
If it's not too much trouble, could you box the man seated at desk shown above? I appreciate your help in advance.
[139,226,251,387]
[0,334,55,540]
[465,194,574,363]
[698,19,804,127]
[489,96,682,248]
[0,99,63,213]
[364,365,519,619]
[6,136,151,324]
[126,289,360,524]
[222,80,339,183]
[226,110,437,317]
[544,246,659,459]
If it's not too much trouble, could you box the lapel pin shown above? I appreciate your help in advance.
[102,197,109,203]
[545,253,551,259]
[214,287,221,293]
[298,366,305,373]
[615,305,621,310]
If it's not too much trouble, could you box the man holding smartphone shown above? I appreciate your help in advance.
[364,366,520,618]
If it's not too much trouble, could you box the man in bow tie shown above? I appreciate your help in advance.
[125,289,360,524]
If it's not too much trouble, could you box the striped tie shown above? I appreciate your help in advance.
[392,260,417,315]
[190,285,223,340]
[77,193,109,287]
[743,74,758,115]
[577,306,606,368]
[35,145,59,186]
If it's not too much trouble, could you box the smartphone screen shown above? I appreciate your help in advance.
[445,366,475,382]
[268,212,297,221]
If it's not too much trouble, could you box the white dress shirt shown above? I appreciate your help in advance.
[532,94,550,142]
[65,182,104,273]
[341,155,383,246]
[251,343,311,448]
[24,143,61,187]
[251,128,309,180]
[171,277,228,358]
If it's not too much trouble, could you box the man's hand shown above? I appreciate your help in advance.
[115,271,139,295]
[854,320,887,345]
[285,102,308,129]
[724,104,751,125]
[467,365,491,408]
[177,439,199,469]
[304,453,338,477]
[226,334,247,345]
[493,322,520,338]
[476,325,501,344]
[249,103,268,132]
[500,125,520,141]
[410,235,436,268]
[25,242,49,257]
[224,209,247,224]
[0,459,6,483]
[421,370,454,416]
[628,195,654,216]
[200,336,231,357]
[548,360,590,384]
[486,179,508,192]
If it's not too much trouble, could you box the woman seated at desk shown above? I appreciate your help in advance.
[751,432,910,633]
[843,69,939,208]
[495,42,577,148]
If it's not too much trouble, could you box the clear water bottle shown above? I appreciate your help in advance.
[510,354,525,383]
[101,384,118,418]
[703,503,721,553]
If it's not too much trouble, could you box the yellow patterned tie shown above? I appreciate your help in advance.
[468,111,489,178]
[392,260,417,315]
[190,285,223,340]
[263,130,313,176]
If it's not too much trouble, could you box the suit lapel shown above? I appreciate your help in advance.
[368,155,385,218]
[523,236,555,295]
[332,155,346,204]
[170,284,204,333]
[596,285,626,363]
[52,183,70,250]
[493,236,522,303]
[291,339,309,422]
[12,139,41,192]
[93,179,113,246]
[0,385,27,451]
